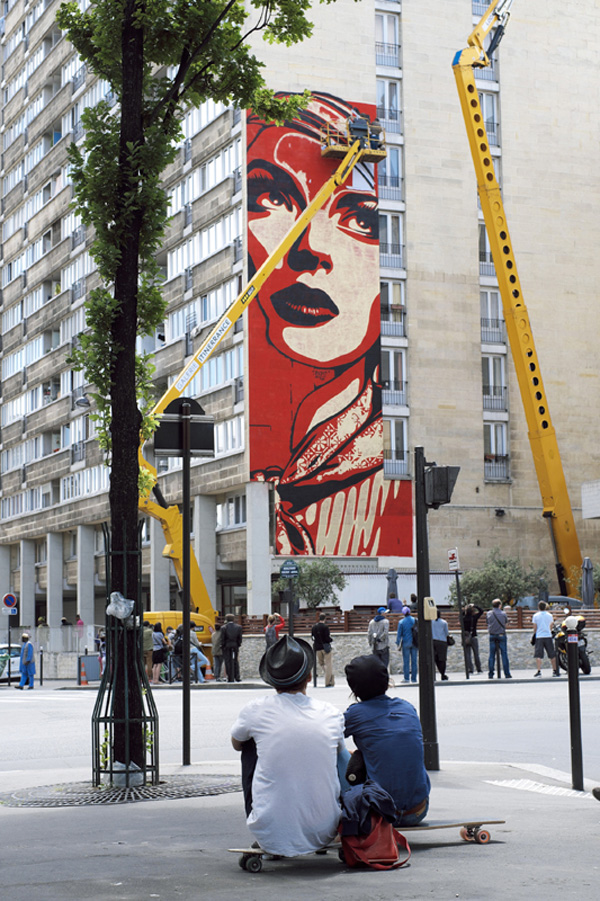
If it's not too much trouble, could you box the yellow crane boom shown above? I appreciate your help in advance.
[453,1,582,594]
[138,119,386,625]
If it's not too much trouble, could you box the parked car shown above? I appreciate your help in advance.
[0,643,21,682]
[516,595,583,610]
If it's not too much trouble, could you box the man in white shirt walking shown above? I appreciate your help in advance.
[532,601,560,677]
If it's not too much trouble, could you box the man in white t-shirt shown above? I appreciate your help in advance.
[532,601,560,678]
[231,635,346,857]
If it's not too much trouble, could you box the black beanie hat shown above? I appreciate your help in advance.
[345,654,389,700]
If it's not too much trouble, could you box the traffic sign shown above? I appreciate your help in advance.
[2,593,17,608]
[2,608,17,615]
[280,560,299,579]
[448,549,460,572]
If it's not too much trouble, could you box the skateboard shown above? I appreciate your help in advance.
[400,819,505,844]
[228,843,338,873]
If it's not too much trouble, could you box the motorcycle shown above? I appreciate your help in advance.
[553,614,591,675]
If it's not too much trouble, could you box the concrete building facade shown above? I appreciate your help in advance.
[1,0,599,627]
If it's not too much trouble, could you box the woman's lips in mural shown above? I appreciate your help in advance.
[270,285,340,327]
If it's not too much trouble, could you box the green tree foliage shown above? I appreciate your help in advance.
[56,0,346,775]
[273,560,347,609]
[447,549,548,608]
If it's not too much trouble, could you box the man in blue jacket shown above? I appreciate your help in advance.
[396,606,417,683]
[17,633,36,690]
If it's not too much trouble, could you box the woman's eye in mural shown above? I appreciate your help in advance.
[334,194,378,241]
[247,162,304,216]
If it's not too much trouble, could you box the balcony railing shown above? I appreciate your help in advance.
[481,317,505,343]
[378,174,403,202]
[72,64,86,93]
[473,2,490,15]
[71,224,86,250]
[383,448,408,477]
[382,379,407,407]
[184,202,192,227]
[479,251,496,277]
[483,385,508,411]
[484,119,500,146]
[234,376,244,404]
[71,277,86,303]
[474,58,497,81]
[375,42,401,68]
[184,267,193,292]
[233,166,242,194]
[380,242,404,269]
[376,105,402,135]
[183,138,192,163]
[380,306,406,337]
[484,454,510,481]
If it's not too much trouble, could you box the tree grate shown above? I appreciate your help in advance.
[0,774,242,808]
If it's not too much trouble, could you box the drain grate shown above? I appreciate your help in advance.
[0,774,242,808]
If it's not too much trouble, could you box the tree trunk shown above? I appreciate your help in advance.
[110,2,145,771]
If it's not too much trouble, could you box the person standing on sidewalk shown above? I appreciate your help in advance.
[487,599,512,679]
[396,606,418,683]
[222,613,243,682]
[367,607,390,668]
[532,601,560,678]
[431,610,450,681]
[16,633,36,690]
[462,604,484,674]
[211,624,224,681]
[312,613,335,686]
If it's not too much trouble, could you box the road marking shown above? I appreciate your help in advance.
[486,778,593,799]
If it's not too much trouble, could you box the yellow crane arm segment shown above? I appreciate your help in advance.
[138,123,385,614]
[453,2,582,594]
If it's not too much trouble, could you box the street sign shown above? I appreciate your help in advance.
[280,560,299,579]
[448,549,460,571]
[2,608,17,615]
[3,593,17,608]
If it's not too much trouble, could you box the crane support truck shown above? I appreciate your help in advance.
[138,116,386,631]
[453,0,582,594]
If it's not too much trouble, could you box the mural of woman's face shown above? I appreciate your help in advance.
[248,128,380,368]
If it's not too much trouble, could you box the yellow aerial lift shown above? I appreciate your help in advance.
[138,116,386,630]
[453,1,582,594]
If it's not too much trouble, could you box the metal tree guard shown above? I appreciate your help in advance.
[92,523,159,787]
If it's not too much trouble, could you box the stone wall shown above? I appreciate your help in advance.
[235,630,600,680]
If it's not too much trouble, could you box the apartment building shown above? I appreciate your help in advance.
[1,0,599,626]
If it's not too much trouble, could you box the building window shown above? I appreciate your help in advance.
[375,13,400,67]
[216,494,246,530]
[482,354,507,411]
[480,288,505,343]
[383,418,408,477]
[381,349,406,406]
[478,91,499,146]
[379,212,404,268]
[376,78,402,133]
[378,146,402,201]
[380,280,406,337]
[479,224,495,277]
[484,422,509,480]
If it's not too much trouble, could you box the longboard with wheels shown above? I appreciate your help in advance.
[228,844,338,873]
[401,819,506,844]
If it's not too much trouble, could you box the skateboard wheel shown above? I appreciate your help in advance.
[246,855,263,873]
[239,855,248,869]
[475,829,491,845]
[460,827,473,841]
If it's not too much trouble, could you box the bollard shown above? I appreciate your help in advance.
[565,615,584,791]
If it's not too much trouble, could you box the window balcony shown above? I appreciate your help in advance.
[380,242,404,269]
[382,379,407,406]
[378,174,403,202]
[71,441,85,465]
[484,454,510,481]
[376,106,402,135]
[483,385,508,412]
[472,2,489,15]
[474,58,498,81]
[479,250,496,277]
[184,202,192,227]
[380,305,406,337]
[71,224,86,251]
[233,235,243,263]
[375,42,401,68]
[481,317,505,343]
[484,119,500,146]
[383,448,408,478]
[234,376,244,404]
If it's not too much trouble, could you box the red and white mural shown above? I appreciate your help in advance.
[247,92,412,557]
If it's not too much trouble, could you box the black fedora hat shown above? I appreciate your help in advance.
[259,635,314,688]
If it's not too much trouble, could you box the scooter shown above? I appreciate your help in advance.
[553,614,591,675]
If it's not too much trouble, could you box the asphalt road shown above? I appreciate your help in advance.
[1,676,599,900]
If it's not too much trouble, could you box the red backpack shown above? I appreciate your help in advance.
[339,814,411,870]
